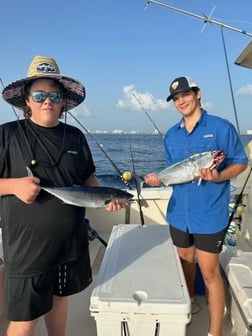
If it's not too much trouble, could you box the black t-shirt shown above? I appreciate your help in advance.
[0,119,96,277]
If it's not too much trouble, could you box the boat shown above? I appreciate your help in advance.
[1,5,252,336]
[0,136,251,335]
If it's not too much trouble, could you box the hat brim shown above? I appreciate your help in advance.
[2,74,85,112]
[166,94,173,102]
[166,88,190,102]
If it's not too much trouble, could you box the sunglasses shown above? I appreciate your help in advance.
[30,91,63,103]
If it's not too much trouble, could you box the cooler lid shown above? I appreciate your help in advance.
[90,224,190,314]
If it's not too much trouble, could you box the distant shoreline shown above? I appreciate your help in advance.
[86,131,162,135]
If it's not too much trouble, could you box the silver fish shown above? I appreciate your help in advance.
[42,185,134,208]
[26,166,133,208]
[157,150,225,186]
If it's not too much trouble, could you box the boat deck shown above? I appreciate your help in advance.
[0,222,235,336]
[1,162,252,336]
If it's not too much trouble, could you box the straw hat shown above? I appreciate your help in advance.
[2,55,86,112]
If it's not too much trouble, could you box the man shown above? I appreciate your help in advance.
[144,76,248,336]
[0,55,125,336]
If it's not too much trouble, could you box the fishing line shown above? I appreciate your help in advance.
[131,90,163,137]
[68,111,133,189]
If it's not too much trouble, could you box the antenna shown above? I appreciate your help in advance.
[146,0,251,134]
[147,0,252,37]
[200,5,216,34]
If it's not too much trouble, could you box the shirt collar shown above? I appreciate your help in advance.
[178,108,207,129]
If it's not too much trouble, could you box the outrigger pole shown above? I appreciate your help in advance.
[146,0,252,135]
[132,90,163,137]
[220,26,241,135]
[146,0,252,38]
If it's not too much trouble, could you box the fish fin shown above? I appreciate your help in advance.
[191,176,202,185]
[197,177,203,186]
[26,166,33,177]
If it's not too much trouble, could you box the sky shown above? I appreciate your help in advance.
[1,0,252,134]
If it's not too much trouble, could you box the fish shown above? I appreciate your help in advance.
[42,185,134,208]
[26,167,134,208]
[157,150,225,186]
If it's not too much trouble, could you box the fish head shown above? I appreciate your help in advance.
[209,150,225,169]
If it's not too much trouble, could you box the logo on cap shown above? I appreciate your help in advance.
[171,81,179,91]
[36,62,56,73]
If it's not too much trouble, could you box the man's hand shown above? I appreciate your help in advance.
[143,172,160,186]
[13,176,41,204]
[198,168,221,182]
[105,199,126,212]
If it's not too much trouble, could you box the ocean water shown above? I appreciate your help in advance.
[85,133,252,188]
[85,133,166,187]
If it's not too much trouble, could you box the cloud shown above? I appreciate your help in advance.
[236,84,252,96]
[116,84,167,111]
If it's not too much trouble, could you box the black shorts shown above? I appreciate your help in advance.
[169,225,226,254]
[4,254,92,321]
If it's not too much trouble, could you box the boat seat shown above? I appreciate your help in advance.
[220,249,252,336]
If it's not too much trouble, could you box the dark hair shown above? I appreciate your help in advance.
[22,79,66,119]
[192,87,199,94]
[192,87,201,104]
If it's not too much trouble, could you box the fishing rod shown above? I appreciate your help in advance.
[129,140,145,225]
[68,111,133,189]
[228,166,252,225]
[131,90,163,137]
[146,0,252,37]
[70,110,149,227]
[85,218,108,247]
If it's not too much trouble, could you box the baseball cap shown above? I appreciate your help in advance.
[166,76,199,102]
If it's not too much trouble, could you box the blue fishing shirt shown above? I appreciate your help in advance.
[164,109,248,234]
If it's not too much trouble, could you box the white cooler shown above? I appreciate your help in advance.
[220,250,252,335]
[90,224,191,336]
